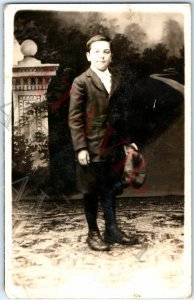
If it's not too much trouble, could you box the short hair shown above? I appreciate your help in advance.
[86,35,111,52]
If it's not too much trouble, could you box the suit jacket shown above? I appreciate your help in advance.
[69,67,129,163]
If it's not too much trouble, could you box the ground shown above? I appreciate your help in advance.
[7,196,190,299]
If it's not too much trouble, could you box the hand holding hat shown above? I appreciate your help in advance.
[123,144,147,189]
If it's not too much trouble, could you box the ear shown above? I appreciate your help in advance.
[86,52,91,62]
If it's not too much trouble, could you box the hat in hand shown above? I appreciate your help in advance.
[123,145,147,189]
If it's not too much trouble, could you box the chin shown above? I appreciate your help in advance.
[97,66,107,71]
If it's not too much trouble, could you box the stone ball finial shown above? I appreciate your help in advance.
[20,39,38,57]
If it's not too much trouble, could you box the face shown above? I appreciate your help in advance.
[86,41,112,71]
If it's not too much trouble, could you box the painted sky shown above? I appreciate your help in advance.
[103,11,184,43]
[50,4,185,44]
[53,9,184,45]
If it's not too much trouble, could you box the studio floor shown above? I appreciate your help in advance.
[7,196,190,299]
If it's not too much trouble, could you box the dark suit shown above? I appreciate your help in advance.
[69,67,128,234]
[69,67,127,163]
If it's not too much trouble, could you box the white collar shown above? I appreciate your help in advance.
[91,65,111,78]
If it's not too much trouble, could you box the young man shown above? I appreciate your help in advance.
[69,35,138,251]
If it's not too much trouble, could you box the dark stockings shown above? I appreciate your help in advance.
[83,193,99,231]
[99,190,118,230]
[83,190,118,233]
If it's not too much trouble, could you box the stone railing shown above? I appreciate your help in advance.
[12,39,59,171]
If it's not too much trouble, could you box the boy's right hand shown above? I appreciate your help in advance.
[78,150,90,165]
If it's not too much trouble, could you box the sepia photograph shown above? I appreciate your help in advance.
[4,3,191,299]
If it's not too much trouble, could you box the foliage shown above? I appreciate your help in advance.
[13,126,49,176]
[12,130,34,175]
[162,19,184,57]
[124,23,148,52]
[142,43,169,74]
[30,131,49,163]
[27,100,48,115]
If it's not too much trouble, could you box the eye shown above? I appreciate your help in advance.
[104,50,111,54]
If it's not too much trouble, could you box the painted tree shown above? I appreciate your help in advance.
[124,22,148,53]
[142,43,169,73]
[162,19,184,57]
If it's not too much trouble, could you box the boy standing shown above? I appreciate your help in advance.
[69,35,138,251]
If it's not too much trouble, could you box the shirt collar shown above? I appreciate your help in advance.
[91,65,111,78]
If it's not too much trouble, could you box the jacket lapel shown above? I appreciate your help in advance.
[86,67,120,98]
[86,68,107,93]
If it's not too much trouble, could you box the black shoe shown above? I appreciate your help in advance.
[104,227,139,245]
[87,230,110,251]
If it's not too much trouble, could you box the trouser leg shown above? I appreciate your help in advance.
[99,190,118,230]
[83,193,99,231]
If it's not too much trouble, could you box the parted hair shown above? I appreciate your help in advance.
[86,35,112,52]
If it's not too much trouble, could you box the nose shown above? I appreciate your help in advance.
[99,52,105,59]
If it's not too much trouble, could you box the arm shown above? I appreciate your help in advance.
[69,77,87,151]
[69,77,90,165]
